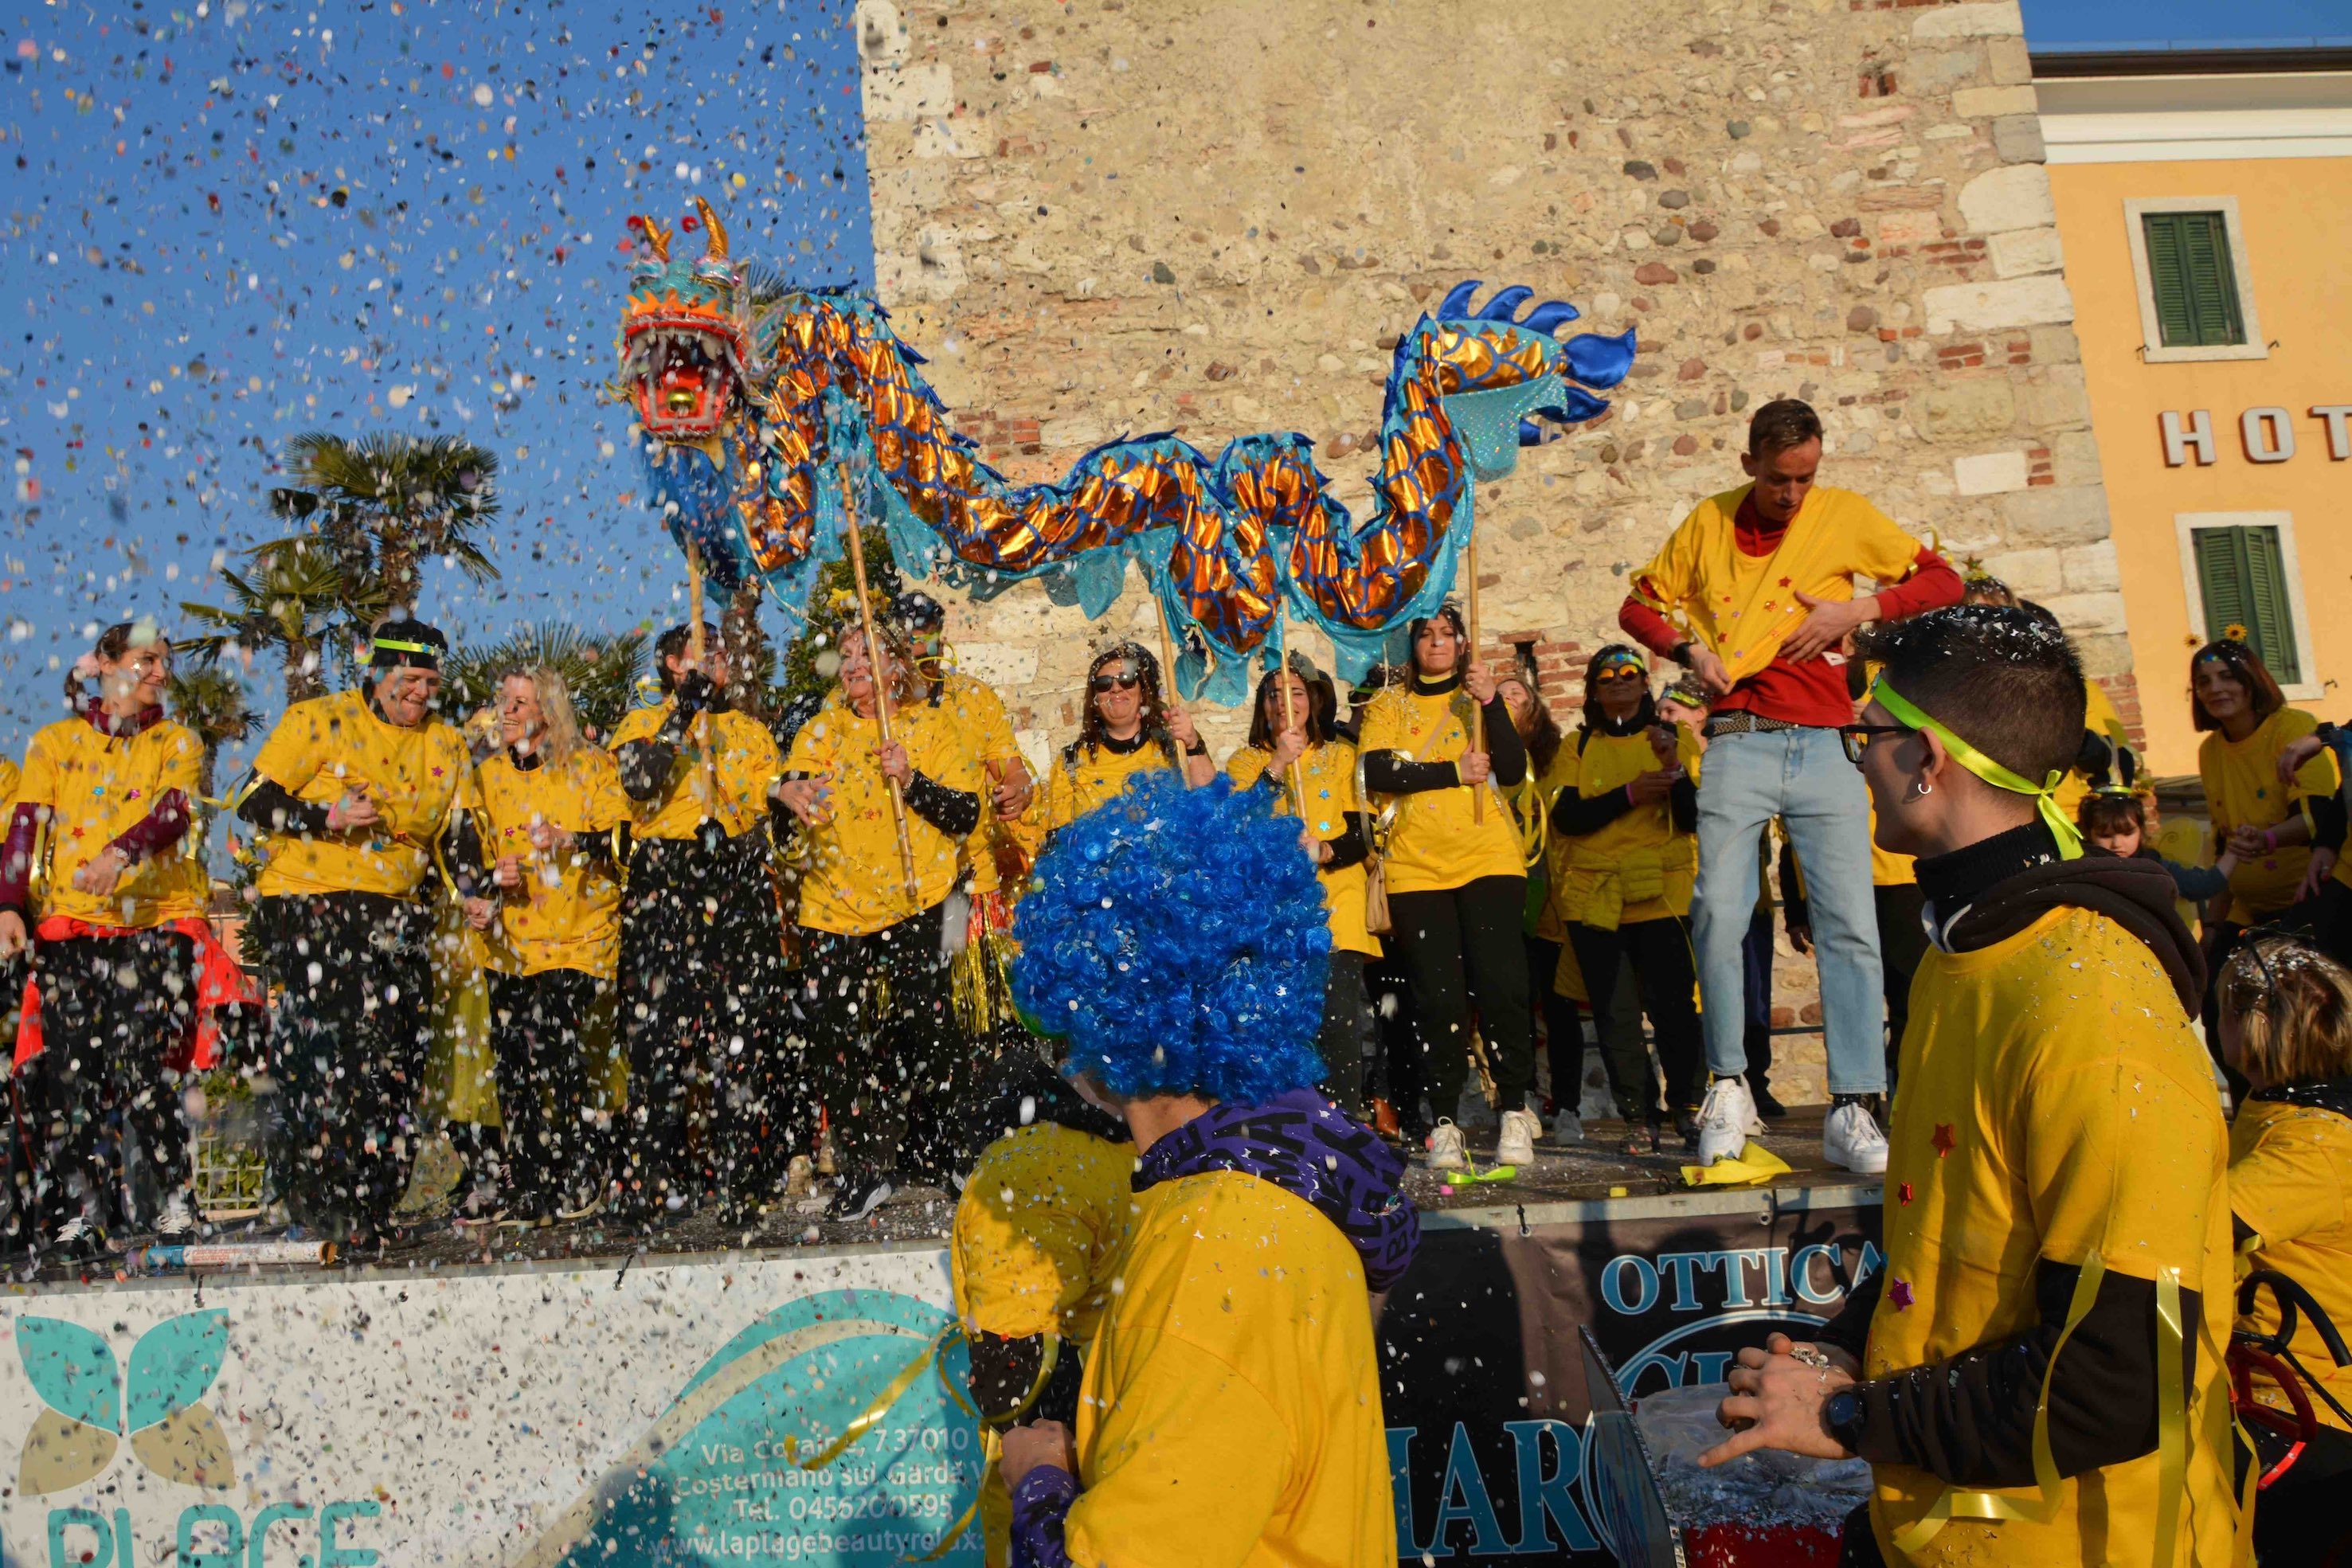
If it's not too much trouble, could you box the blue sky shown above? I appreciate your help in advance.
[2025,0,2352,45]
[0,0,869,764]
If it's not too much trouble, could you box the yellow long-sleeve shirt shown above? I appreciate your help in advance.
[606,698,781,842]
[472,746,632,977]
[2200,706,2333,924]
[783,694,980,935]
[15,714,209,926]
[1065,1169,1393,1567]
[1866,906,2237,1566]
[2230,1095,2352,1434]
[1355,683,1522,895]
[1038,737,1175,835]
[1225,741,1380,958]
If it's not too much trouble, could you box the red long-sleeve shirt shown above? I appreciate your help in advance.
[1618,494,1963,728]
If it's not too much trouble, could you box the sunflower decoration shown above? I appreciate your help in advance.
[2223,623,2250,643]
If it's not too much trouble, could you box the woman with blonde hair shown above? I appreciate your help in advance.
[778,621,983,1219]
[2216,933,2352,1560]
[464,665,632,1224]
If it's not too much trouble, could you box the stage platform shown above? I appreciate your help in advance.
[15,1107,1874,1285]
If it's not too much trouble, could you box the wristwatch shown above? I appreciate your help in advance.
[1184,737,1208,757]
[1823,1386,1867,1453]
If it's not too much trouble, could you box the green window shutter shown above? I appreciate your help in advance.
[2241,526,2301,684]
[2194,525,2300,685]
[2143,212,2247,348]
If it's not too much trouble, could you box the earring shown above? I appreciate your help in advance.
[1912,780,1933,797]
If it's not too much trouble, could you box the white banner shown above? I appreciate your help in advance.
[1,1244,986,1568]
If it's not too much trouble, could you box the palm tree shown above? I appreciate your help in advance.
[443,622,650,742]
[276,432,501,613]
[721,581,773,721]
[166,665,260,801]
[179,538,380,704]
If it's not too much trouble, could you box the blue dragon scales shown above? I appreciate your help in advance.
[617,198,1635,702]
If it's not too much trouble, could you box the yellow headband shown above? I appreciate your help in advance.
[1870,678,2082,859]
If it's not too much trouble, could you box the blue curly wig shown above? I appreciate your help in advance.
[1011,772,1331,1105]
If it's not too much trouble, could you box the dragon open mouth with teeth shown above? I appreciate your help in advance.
[615,201,1635,699]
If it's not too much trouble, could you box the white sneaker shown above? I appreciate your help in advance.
[1496,1109,1541,1167]
[1694,1077,1765,1167]
[1551,1109,1586,1146]
[1425,1119,1468,1172]
[156,1193,197,1238]
[1824,1101,1890,1175]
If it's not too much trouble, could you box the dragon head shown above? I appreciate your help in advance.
[618,197,754,443]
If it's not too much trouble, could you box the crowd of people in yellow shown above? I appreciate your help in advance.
[4,398,2350,1562]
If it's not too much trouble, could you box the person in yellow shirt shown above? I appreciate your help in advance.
[607,620,794,1228]
[1357,604,1538,1171]
[460,666,632,1226]
[237,616,474,1249]
[777,620,982,1221]
[1226,657,1380,1109]
[1549,647,1707,1142]
[2211,933,2352,1562]
[950,1050,1135,1567]
[1034,643,1212,835]
[1704,604,2238,1567]
[2194,635,2336,1062]
[0,621,213,1255]
[996,771,1413,1567]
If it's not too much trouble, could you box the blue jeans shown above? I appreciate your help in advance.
[1692,727,1886,1095]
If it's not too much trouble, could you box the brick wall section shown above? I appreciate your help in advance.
[853,0,2124,778]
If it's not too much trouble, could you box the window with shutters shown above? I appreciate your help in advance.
[2127,197,2266,363]
[2141,212,2244,347]
[2178,514,2316,695]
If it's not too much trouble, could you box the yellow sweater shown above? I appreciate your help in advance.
[1867,907,2237,1566]
[2199,706,2331,924]
[2229,1097,2352,1434]
[1226,741,1380,958]
[784,695,980,935]
[1552,725,1701,929]
[16,715,209,926]
[250,690,472,901]
[1355,683,1522,896]
[1066,1170,1393,1567]
[1039,738,1176,835]
[606,698,781,842]
[929,671,1027,897]
[472,747,632,977]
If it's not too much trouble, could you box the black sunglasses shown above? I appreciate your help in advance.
[1090,673,1143,694]
[1837,721,1912,767]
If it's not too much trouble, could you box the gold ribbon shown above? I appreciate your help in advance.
[1892,1258,2186,1563]
[778,1326,988,1563]
[1870,678,2082,859]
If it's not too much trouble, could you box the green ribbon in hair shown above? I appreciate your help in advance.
[372,637,434,655]
[1869,678,2082,859]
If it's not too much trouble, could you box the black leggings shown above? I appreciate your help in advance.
[618,829,796,1211]
[31,930,198,1235]
[1317,951,1375,1109]
[1385,876,1534,1117]
[800,901,960,1182]
[1567,915,1704,1122]
[256,891,433,1240]
[487,967,605,1217]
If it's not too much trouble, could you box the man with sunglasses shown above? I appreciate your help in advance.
[1620,399,1961,1174]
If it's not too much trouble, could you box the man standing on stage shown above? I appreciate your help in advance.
[607,622,792,1226]
[1620,400,1959,1173]
[238,618,474,1249]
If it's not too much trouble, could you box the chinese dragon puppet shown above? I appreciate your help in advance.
[616,197,1636,702]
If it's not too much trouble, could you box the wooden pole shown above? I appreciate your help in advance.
[1272,639,1309,813]
[839,465,922,904]
[1466,530,1486,824]
[684,542,719,817]
[1150,591,1203,790]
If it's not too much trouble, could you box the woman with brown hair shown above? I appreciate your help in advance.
[1226,656,1379,1108]
[1549,646,1708,1142]
[1037,643,1213,833]
[778,620,984,1219]
[1357,604,1537,1169]
[2195,637,2337,1048]
[0,621,220,1255]
[462,665,632,1225]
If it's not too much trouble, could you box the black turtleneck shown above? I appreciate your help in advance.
[1914,820,2062,933]
[1360,674,1526,796]
[1097,729,1149,756]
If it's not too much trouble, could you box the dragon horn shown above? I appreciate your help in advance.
[639,217,671,263]
[694,196,729,261]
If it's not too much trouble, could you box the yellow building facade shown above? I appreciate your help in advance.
[2038,52,2352,774]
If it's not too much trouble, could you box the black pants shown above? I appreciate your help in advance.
[1524,937,1581,1115]
[1386,876,1535,1118]
[1568,916,1704,1122]
[256,891,433,1240]
[1874,882,1927,1093]
[800,901,958,1182]
[2247,1421,2352,1563]
[1317,951,1374,1109]
[618,828,796,1212]
[30,930,198,1236]
[1364,956,1419,1122]
[487,968,605,1218]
